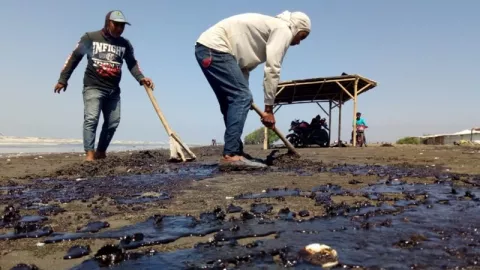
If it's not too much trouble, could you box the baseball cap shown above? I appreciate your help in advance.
[109,10,131,25]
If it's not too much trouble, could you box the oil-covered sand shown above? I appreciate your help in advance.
[1,145,479,269]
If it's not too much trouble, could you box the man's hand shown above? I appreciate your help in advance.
[54,83,67,94]
[261,105,275,128]
[140,78,155,90]
[261,112,276,129]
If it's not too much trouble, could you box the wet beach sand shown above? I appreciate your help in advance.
[1,144,479,269]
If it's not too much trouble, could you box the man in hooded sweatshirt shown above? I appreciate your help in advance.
[54,10,154,161]
[195,11,311,168]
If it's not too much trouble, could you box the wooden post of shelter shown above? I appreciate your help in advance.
[328,100,332,146]
[263,126,268,150]
[338,92,343,144]
[352,79,359,146]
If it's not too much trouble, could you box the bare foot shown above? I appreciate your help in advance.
[85,151,95,162]
[220,155,266,168]
[221,155,243,162]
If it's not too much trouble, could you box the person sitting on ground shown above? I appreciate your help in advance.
[194,11,311,168]
[54,10,154,161]
[351,112,368,146]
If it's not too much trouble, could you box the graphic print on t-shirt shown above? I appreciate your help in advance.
[92,42,126,77]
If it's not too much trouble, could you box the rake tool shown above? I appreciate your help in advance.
[144,85,196,162]
[250,103,300,157]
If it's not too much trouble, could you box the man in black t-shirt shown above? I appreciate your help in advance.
[54,10,154,161]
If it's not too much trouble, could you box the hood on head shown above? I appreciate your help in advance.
[275,10,311,36]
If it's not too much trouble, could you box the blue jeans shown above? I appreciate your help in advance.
[195,43,253,156]
[82,87,121,152]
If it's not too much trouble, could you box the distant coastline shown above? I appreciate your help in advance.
[0,135,203,155]
[0,135,165,145]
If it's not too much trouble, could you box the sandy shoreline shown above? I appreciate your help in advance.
[1,144,479,269]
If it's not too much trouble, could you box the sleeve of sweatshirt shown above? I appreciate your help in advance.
[124,40,145,84]
[263,27,292,105]
[58,33,90,85]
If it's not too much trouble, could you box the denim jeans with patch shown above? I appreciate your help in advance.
[194,43,253,156]
[82,87,121,152]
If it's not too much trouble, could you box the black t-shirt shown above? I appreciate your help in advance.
[58,30,144,90]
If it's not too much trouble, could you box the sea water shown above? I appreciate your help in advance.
[0,143,169,155]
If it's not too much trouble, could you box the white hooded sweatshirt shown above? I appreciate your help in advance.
[196,11,311,105]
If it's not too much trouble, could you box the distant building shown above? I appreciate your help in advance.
[420,128,480,145]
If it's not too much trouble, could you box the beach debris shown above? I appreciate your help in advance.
[298,243,339,268]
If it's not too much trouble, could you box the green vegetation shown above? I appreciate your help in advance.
[396,136,422,145]
[244,127,279,145]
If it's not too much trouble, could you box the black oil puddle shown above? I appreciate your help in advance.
[77,221,110,233]
[0,164,218,207]
[328,163,457,179]
[4,160,480,269]
[0,164,217,241]
[30,177,479,269]
[64,245,91,260]
[42,212,227,249]
[10,264,40,270]
[0,210,53,240]
[234,187,306,200]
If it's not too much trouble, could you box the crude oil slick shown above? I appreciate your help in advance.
[2,153,480,269]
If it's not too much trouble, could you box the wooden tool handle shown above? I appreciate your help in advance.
[251,103,300,156]
[144,85,173,135]
[144,85,197,160]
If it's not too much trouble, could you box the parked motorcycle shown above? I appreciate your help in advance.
[286,115,329,148]
[355,125,367,147]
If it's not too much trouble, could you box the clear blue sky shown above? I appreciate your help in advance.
[1,0,478,144]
